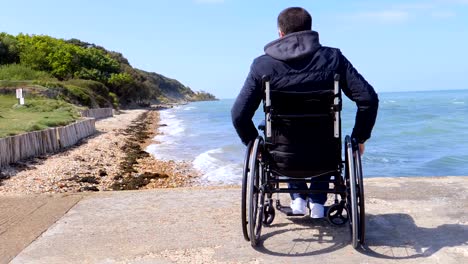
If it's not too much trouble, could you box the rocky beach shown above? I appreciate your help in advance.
[0,108,199,195]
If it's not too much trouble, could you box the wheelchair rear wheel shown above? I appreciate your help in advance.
[241,141,253,241]
[248,137,265,247]
[345,136,365,249]
[354,145,366,244]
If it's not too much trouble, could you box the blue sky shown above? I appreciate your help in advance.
[1,0,467,98]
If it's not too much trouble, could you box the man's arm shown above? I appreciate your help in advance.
[231,63,263,145]
[339,53,379,144]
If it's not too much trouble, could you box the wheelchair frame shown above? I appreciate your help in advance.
[241,74,366,249]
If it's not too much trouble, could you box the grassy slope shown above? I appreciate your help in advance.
[0,94,80,138]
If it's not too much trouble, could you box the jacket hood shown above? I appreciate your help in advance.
[264,30,321,61]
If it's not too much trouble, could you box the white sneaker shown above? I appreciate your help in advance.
[309,202,325,218]
[290,197,307,215]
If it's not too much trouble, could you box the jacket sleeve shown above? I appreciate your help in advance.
[231,62,263,145]
[338,53,379,143]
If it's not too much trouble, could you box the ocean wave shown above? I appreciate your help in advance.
[183,106,197,110]
[200,164,243,185]
[154,110,185,140]
[193,148,224,172]
[425,155,468,167]
[193,148,243,185]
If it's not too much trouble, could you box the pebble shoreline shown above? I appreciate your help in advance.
[0,108,199,195]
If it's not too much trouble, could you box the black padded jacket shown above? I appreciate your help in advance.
[231,30,379,145]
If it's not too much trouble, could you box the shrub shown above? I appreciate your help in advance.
[109,92,119,108]
[0,64,52,80]
[63,84,92,107]
[64,79,109,96]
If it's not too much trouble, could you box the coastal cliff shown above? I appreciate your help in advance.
[0,33,216,108]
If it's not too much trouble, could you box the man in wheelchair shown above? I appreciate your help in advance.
[231,7,378,247]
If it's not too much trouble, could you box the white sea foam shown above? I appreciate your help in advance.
[146,109,187,160]
[193,148,242,185]
[153,110,185,142]
[193,148,224,172]
[200,164,242,185]
[183,106,197,111]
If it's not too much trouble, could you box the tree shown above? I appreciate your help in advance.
[47,41,81,80]
[16,34,54,71]
[0,33,20,65]
[76,47,119,81]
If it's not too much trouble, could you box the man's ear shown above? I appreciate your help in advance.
[278,29,285,38]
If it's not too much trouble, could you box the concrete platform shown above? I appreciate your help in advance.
[3,177,468,263]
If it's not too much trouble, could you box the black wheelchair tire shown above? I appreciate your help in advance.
[354,147,366,244]
[248,137,265,247]
[345,136,360,249]
[263,202,275,226]
[241,141,253,241]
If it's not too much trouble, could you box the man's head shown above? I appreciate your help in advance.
[277,7,312,37]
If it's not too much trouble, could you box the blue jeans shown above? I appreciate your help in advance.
[289,175,331,205]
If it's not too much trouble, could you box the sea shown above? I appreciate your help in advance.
[146,89,468,185]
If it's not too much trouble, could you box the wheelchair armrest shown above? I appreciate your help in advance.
[258,120,266,131]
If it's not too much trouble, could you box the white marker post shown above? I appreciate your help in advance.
[16,88,24,105]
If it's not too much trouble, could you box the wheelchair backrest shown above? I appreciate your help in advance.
[262,74,342,174]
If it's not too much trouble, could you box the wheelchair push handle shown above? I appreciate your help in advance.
[262,75,271,108]
[262,75,272,138]
[334,73,340,81]
[333,74,340,138]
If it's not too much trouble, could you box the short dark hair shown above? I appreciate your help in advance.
[277,7,312,35]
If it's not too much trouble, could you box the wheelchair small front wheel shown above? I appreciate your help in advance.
[327,202,349,226]
[263,202,275,226]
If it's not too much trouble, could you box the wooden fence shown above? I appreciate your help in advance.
[0,119,96,168]
[81,108,113,119]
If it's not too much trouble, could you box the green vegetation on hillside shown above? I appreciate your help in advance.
[0,32,216,108]
[0,94,80,138]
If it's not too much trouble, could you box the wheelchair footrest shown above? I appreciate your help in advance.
[277,205,330,217]
[277,206,307,216]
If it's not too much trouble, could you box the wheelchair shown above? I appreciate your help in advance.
[241,74,365,249]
